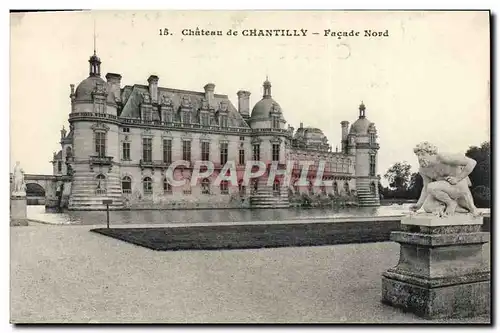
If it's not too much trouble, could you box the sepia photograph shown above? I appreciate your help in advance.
[9,9,491,324]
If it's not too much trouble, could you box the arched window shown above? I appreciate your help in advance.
[273,180,280,196]
[163,178,172,194]
[122,176,132,194]
[321,182,327,195]
[333,182,339,195]
[220,180,229,194]
[252,179,259,194]
[201,178,211,194]
[96,174,106,195]
[370,182,376,195]
[57,161,62,173]
[238,179,246,196]
[344,181,350,194]
[143,177,152,194]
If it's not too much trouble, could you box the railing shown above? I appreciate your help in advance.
[89,156,113,165]
[69,112,253,133]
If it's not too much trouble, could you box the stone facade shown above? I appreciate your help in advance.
[51,51,381,210]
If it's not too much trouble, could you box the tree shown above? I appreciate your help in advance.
[384,162,412,191]
[466,141,490,208]
[408,172,423,199]
[466,141,490,188]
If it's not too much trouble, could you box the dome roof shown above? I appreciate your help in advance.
[304,127,325,140]
[349,117,371,135]
[250,97,284,120]
[74,75,115,104]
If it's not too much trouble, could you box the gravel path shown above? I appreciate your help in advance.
[10,225,490,323]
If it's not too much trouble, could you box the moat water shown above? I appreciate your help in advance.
[27,204,414,226]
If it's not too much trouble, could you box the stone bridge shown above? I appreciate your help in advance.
[10,174,72,205]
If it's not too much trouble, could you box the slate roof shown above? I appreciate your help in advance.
[119,85,250,128]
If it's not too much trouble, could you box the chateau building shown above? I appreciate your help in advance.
[51,50,380,210]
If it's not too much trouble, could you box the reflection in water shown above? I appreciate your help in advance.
[27,204,413,226]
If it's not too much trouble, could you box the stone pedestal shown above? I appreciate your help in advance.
[381,214,490,319]
[10,195,27,220]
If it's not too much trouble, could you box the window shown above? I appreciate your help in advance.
[369,155,376,176]
[182,112,191,124]
[220,180,229,194]
[239,149,245,165]
[182,140,191,161]
[163,178,172,194]
[238,180,246,196]
[122,176,132,194]
[239,136,245,141]
[252,179,258,194]
[143,177,152,194]
[272,116,280,129]
[293,180,299,193]
[163,111,173,123]
[163,139,172,164]
[333,182,339,195]
[122,127,130,133]
[201,178,210,194]
[143,110,152,122]
[344,182,350,194]
[201,142,210,161]
[273,180,280,196]
[272,144,280,162]
[201,113,209,126]
[142,138,152,162]
[96,174,106,195]
[220,115,228,128]
[122,142,130,160]
[95,132,106,157]
[253,144,260,161]
[370,182,376,195]
[220,142,228,165]
[57,161,62,172]
[308,180,314,194]
[369,133,376,144]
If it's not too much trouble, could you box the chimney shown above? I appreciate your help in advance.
[341,121,349,141]
[237,90,251,118]
[300,122,303,129]
[147,75,159,104]
[105,73,122,102]
[204,83,215,108]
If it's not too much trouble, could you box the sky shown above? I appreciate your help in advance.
[10,10,490,181]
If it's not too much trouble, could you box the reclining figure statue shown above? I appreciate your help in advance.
[410,142,481,217]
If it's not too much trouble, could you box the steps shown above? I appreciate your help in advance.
[356,177,380,207]
[250,178,290,208]
[68,171,124,210]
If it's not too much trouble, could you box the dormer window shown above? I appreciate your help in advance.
[272,116,280,129]
[182,111,191,124]
[201,113,209,126]
[220,115,228,128]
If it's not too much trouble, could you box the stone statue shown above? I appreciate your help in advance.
[94,82,107,95]
[201,98,209,110]
[12,161,26,196]
[410,142,480,217]
[271,103,280,113]
[219,101,228,112]
[181,96,192,108]
[142,92,151,104]
[160,93,172,106]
